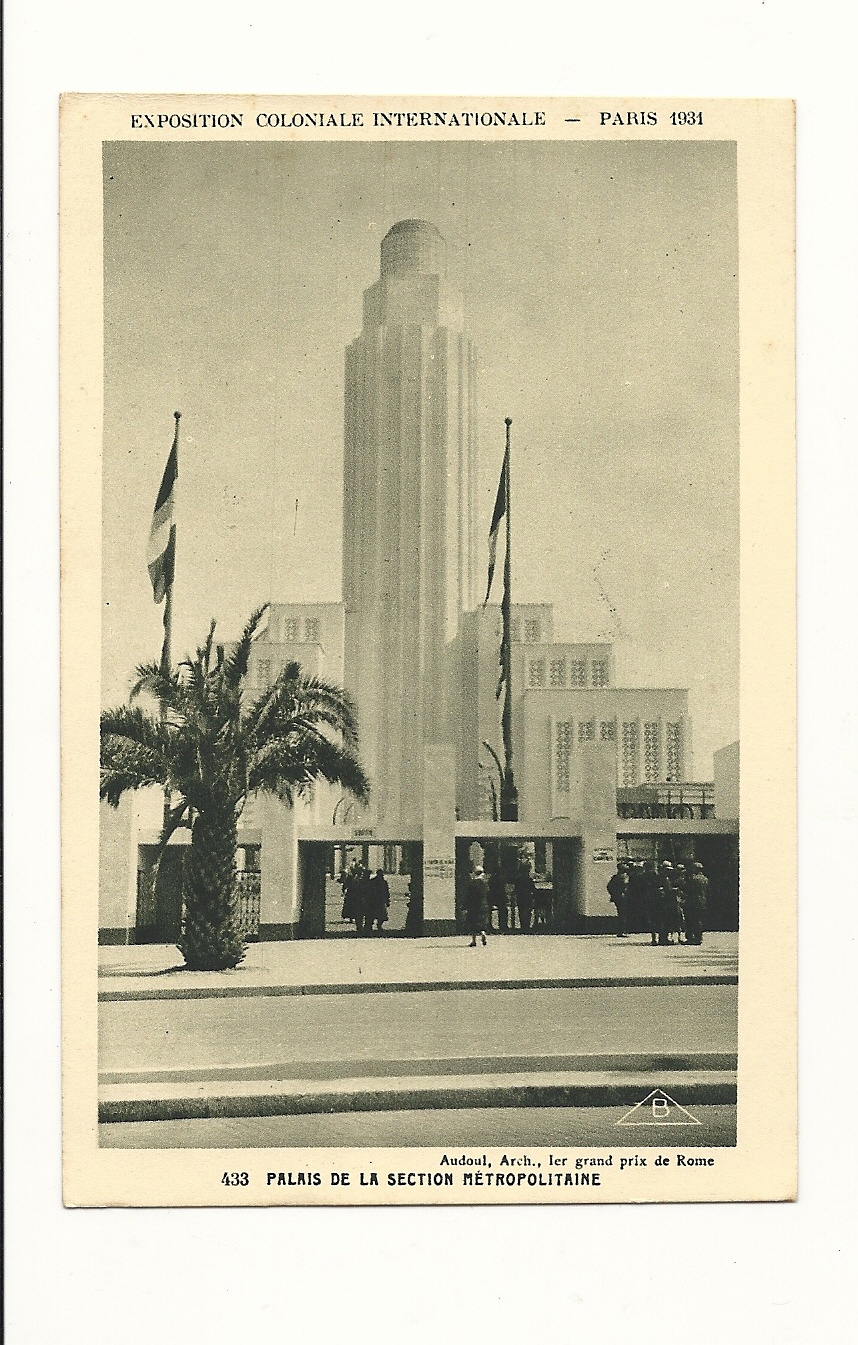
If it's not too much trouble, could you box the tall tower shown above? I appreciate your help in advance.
[343,220,477,829]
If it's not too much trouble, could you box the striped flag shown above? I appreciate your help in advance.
[483,449,508,606]
[147,421,179,604]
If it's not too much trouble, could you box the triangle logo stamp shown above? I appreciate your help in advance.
[617,1087,701,1126]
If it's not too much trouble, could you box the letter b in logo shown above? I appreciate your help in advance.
[651,1096,671,1120]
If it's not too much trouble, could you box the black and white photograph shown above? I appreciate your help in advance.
[59,96,795,1204]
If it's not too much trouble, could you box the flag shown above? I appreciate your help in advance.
[147,422,179,604]
[496,647,505,700]
[483,449,508,606]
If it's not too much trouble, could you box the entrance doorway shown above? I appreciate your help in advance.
[454,836,583,934]
[297,840,423,938]
[135,845,184,944]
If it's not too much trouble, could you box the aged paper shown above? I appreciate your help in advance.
[61,95,795,1206]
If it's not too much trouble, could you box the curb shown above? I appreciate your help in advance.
[101,1052,738,1086]
[99,973,738,1003]
[99,1072,737,1124]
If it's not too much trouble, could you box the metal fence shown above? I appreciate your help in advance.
[235,870,261,939]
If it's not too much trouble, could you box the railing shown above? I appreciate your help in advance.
[235,870,261,939]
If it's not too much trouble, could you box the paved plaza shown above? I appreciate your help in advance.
[99,929,738,1000]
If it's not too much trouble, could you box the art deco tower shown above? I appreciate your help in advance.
[343,220,477,828]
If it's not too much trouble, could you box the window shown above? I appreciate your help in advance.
[528,659,545,688]
[550,658,566,687]
[304,617,320,642]
[524,619,540,643]
[556,721,572,791]
[591,659,608,687]
[510,618,521,643]
[257,659,271,690]
[570,660,587,687]
[644,722,662,783]
[283,618,299,642]
[666,722,683,782]
[622,721,639,786]
[600,720,616,742]
[578,720,595,743]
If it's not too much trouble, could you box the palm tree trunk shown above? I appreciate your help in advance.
[178,798,246,970]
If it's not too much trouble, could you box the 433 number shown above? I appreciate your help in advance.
[222,1171,250,1186]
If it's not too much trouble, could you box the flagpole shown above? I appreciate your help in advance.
[160,411,181,679]
[161,411,180,835]
[500,417,518,822]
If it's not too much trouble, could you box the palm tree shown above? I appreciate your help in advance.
[100,606,370,970]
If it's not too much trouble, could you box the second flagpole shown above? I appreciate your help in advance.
[500,416,518,822]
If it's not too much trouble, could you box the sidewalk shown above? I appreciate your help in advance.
[99,931,738,1002]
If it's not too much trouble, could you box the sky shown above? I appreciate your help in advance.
[102,138,738,775]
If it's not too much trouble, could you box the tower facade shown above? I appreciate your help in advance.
[343,220,477,828]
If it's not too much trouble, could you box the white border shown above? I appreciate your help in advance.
[5,1,856,1340]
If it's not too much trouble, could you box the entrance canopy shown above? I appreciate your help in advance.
[298,818,587,845]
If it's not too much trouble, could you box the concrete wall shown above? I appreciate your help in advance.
[98,796,138,942]
[714,740,740,819]
[422,744,457,935]
[575,742,621,921]
[257,793,300,939]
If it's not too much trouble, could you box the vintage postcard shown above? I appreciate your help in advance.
[61,95,795,1206]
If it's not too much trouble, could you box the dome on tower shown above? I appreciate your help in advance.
[380,219,446,278]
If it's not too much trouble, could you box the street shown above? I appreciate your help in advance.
[100,982,737,1075]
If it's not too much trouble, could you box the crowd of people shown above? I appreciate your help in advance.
[338,852,710,948]
[338,862,391,935]
[607,857,709,946]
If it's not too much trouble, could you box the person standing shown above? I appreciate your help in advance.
[657,861,678,946]
[673,864,688,943]
[341,861,360,927]
[515,857,537,933]
[488,865,507,934]
[465,865,490,947]
[368,868,390,932]
[641,860,660,945]
[684,862,709,945]
[607,861,630,937]
[356,864,375,935]
[626,859,645,932]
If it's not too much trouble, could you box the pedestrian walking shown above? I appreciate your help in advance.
[607,861,630,937]
[465,865,490,947]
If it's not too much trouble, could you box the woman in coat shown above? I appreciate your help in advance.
[368,869,390,931]
[465,866,490,947]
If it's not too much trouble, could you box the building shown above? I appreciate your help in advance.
[343,219,476,832]
[99,219,739,943]
[455,602,692,824]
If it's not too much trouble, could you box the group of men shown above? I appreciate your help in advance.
[339,862,391,934]
[607,858,710,946]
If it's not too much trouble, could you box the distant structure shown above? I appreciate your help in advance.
[342,220,477,830]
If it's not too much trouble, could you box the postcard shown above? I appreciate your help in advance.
[61,95,795,1205]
